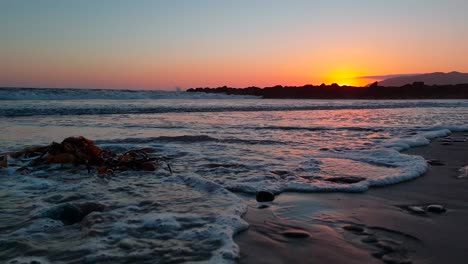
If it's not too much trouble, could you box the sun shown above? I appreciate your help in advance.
[324,69,368,87]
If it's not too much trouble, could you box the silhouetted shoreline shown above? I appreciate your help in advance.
[187,82,468,99]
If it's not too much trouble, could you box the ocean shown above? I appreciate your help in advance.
[1,88,467,263]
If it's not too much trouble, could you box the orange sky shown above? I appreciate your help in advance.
[1,1,467,89]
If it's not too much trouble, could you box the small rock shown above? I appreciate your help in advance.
[257,204,270,209]
[441,142,452,146]
[319,148,329,151]
[281,229,310,238]
[342,225,365,233]
[45,203,83,225]
[407,206,426,214]
[44,202,105,225]
[426,204,446,214]
[256,191,275,202]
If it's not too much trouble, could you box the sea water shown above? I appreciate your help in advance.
[1,88,467,263]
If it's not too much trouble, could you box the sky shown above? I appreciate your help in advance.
[1,0,467,89]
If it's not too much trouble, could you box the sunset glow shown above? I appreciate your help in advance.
[1,1,467,89]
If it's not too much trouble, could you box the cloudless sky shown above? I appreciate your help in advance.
[1,0,467,89]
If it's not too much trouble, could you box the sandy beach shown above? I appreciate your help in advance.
[235,133,468,264]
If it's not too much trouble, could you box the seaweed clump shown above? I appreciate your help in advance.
[2,136,161,176]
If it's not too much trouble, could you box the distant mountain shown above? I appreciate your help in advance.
[378,72,468,87]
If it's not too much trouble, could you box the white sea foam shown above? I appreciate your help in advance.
[225,148,428,193]
[458,166,468,179]
[384,129,452,151]
[0,167,248,263]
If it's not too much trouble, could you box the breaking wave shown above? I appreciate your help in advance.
[0,88,257,101]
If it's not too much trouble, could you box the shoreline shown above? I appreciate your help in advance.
[234,132,468,264]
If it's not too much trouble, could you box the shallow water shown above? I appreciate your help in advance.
[1,92,467,263]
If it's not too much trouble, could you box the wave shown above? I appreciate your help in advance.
[0,88,257,101]
[247,125,385,132]
[1,100,467,117]
[97,135,283,145]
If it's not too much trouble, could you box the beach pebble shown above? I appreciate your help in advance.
[342,225,365,233]
[426,204,446,214]
[407,206,426,214]
[281,229,310,238]
[256,191,275,202]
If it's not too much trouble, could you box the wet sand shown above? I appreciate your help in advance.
[235,133,468,264]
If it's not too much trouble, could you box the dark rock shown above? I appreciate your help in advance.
[256,191,275,202]
[319,148,329,151]
[325,176,366,184]
[44,202,105,225]
[281,229,310,238]
[257,204,270,209]
[426,204,446,214]
[343,225,365,233]
[45,203,83,225]
[406,205,426,215]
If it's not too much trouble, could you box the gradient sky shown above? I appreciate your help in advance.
[1,0,467,89]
